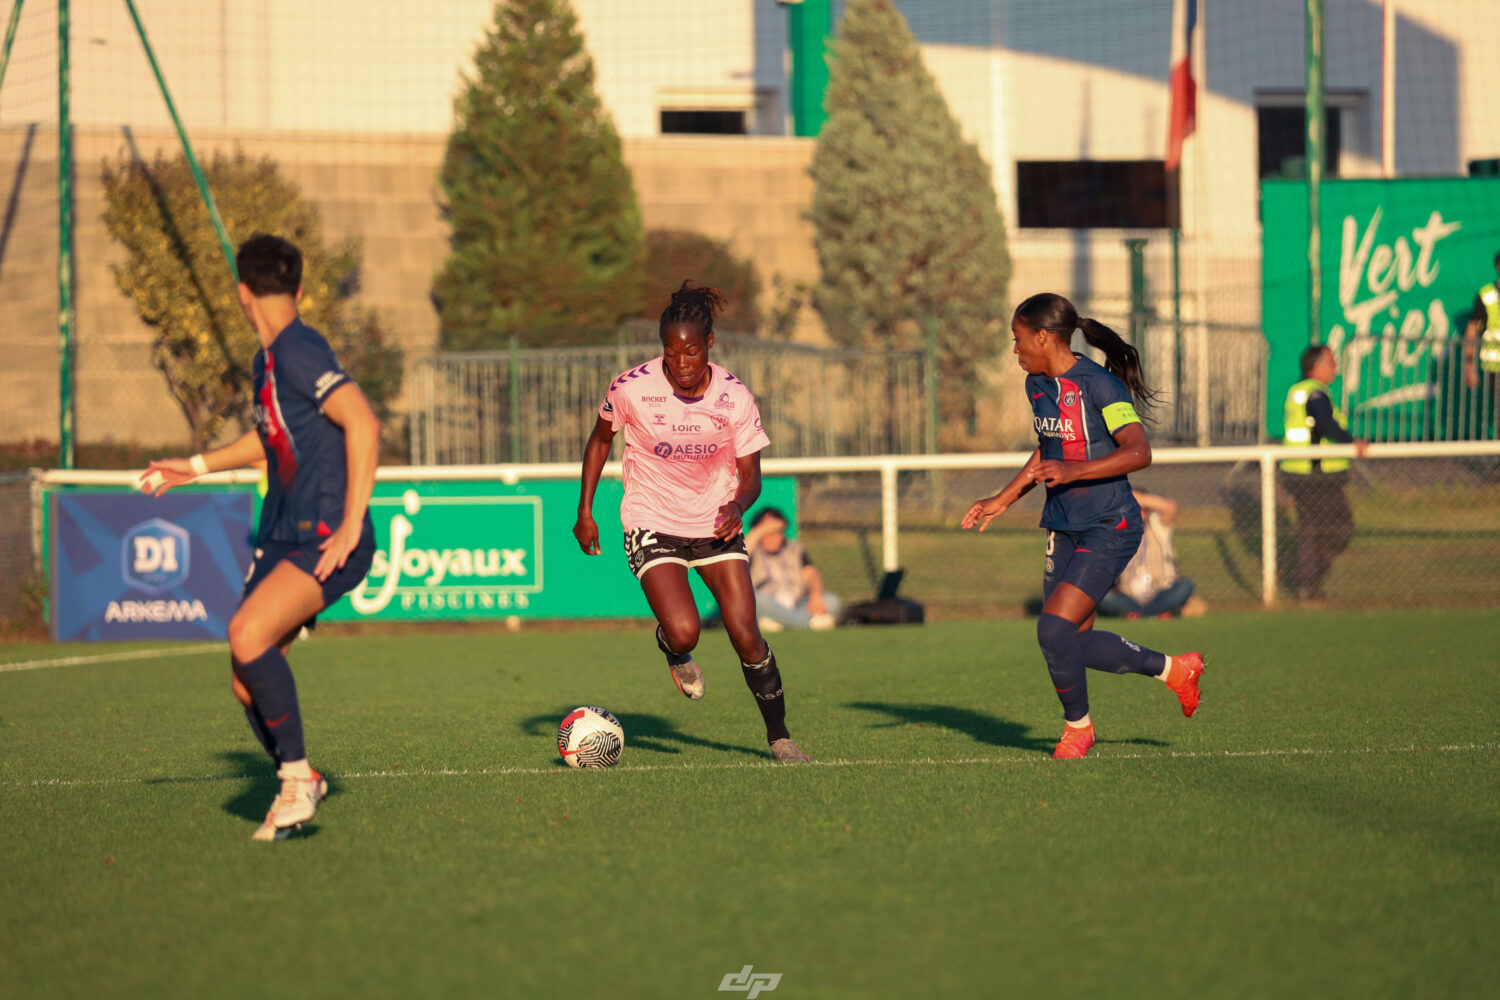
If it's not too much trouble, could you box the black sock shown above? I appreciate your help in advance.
[1037,613,1089,722]
[741,648,790,743]
[1077,629,1167,676]
[243,704,281,763]
[656,625,694,667]
[235,647,305,763]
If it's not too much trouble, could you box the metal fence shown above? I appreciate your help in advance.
[1083,312,1269,447]
[408,331,931,465]
[0,473,38,630]
[1341,330,1500,443]
[768,444,1500,620]
[12,443,1499,634]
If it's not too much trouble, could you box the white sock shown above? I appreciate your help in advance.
[281,758,314,779]
[1158,655,1175,684]
[1065,715,1092,729]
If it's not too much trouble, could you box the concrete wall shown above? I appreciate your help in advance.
[0,126,819,447]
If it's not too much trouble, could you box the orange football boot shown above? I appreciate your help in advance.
[1167,651,1206,717]
[1052,723,1096,759]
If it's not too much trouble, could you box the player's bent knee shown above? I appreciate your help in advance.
[660,619,700,655]
[226,615,272,665]
[1037,612,1077,655]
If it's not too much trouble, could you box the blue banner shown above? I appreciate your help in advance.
[51,492,255,641]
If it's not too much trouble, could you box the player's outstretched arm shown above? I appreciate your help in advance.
[315,382,381,581]
[574,415,617,556]
[138,430,268,496]
[962,449,1041,531]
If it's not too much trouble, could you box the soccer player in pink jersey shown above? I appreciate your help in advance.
[573,282,811,763]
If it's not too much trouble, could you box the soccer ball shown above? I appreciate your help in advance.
[558,706,624,768]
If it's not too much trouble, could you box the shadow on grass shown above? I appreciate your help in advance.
[846,701,1054,754]
[847,702,1170,755]
[518,709,766,764]
[215,749,280,823]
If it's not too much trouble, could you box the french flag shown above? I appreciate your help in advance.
[1166,0,1198,172]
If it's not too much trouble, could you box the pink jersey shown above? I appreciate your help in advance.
[600,358,770,537]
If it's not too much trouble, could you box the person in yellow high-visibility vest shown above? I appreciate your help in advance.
[1281,345,1368,601]
[1462,250,1500,437]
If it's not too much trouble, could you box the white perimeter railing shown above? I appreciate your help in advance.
[36,441,1500,608]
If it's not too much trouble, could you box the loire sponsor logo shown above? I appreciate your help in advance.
[122,518,191,595]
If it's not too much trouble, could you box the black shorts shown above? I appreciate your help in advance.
[623,527,748,579]
[241,528,377,628]
[1042,520,1143,605]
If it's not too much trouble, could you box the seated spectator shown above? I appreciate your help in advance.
[1096,491,1206,620]
[745,507,841,631]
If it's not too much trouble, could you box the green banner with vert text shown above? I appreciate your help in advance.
[1262,178,1500,441]
[318,477,796,622]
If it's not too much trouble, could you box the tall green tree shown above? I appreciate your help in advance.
[435,0,646,349]
[809,0,1012,418]
[102,149,403,452]
[638,230,762,333]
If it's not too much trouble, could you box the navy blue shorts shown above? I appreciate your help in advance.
[241,527,376,628]
[1042,519,1144,605]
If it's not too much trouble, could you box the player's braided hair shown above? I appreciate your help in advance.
[659,280,726,340]
[1014,292,1162,419]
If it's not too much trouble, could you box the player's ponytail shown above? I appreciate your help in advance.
[1077,317,1162,419]
[1014,292,1161,419]
[660,280,726,341]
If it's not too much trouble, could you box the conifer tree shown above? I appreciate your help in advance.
[102,149,403,452]
[810,0,1012,418]
[434,0,646,349]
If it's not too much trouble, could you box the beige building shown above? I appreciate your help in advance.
[2,0,1497,447]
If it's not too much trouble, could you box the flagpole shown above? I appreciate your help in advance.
[1381,0,1395,178]
[1192,2,1210,446]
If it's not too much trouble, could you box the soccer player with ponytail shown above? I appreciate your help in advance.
[574,281,810,763]
[962,293,1205,759]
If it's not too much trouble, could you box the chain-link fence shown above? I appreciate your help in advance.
[0,472,39,631]
[781,448,1500,620]
[409,331,931,465]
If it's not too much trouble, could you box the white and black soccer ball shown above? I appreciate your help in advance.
[558,706,624,768]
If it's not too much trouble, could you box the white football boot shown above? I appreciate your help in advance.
[251,768,327,842]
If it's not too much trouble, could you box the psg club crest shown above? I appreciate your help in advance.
[1063,391,1077,408]
[121,518,191,595]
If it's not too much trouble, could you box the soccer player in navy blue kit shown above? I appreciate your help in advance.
[962,293,1205,759]
[140,234,381,838]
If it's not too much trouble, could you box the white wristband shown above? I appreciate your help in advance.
[189,454,209,477]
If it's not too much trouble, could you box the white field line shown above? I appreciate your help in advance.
[0,644,226,673]
[13,742,1496,790]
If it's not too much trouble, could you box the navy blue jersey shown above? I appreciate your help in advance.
[1026,354,1143,531]
[252,319,369,545]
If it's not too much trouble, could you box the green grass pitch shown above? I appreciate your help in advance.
[2,609,1497,999]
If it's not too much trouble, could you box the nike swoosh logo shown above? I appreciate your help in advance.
[1031,392,1046,399]
[265,712,290,729]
